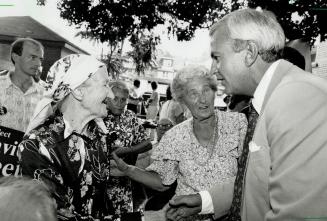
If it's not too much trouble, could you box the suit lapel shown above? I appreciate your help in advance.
[260,60,293,114]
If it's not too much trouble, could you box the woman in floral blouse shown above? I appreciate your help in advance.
[104,80,152,219]
[111,65,248,221]
[19,54,115,220]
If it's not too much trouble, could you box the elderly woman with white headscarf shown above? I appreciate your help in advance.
[19,54,114,220]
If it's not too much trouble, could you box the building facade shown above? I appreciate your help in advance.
[0,16,89,79]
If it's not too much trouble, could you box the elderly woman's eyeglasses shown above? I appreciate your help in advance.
[157,123,173,129]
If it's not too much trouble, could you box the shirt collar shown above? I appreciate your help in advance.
[4,71,43,94]
[63,116,75,138]
[62,116,108,139]
[252,60,281,114]
[3,71,13,89]
[29,78,43,94]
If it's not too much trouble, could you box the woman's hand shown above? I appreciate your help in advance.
[166,194,202,220]
[109,152,131,177]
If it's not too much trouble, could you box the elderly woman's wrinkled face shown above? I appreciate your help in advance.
[106,87,128,115]
[81,67,112,118]
[183,77,215,120]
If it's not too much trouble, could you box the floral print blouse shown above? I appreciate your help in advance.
[103,110,149,219]
[146,110,248,221]
[19,111,111,220]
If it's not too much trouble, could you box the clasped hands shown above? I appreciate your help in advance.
[109,152,203,220]
[166,193,202,220]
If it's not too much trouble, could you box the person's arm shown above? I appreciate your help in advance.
[113,139,152,157]
[113,115,152,156]
[208,177,235,218]
[166,177,235,220]
[263,81,327,220]
[129,94,139,101]
[110,152,170,192]
[128,88,139,100]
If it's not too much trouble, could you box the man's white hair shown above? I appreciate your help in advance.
[210,8,285,62]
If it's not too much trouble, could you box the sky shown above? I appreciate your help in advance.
[0,0,212,62]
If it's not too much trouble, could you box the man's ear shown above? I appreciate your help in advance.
[244,41,259,67]
[12,53,19,64]
[71,87,84,101]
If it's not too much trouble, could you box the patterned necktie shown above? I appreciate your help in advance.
[227,103,259,221]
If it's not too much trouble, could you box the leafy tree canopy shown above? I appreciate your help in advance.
[37,0,224,42]
[37,0,326,46]
[127,31,160,74]
[246,0,327,44]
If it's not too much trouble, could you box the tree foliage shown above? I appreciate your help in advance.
[37,0,225,42]
[37,0,327,51]
[127,31,160,74]
[33,0,327,82]
[102,53,127,79]
[246,0,327,44]
[75,30,125,78]
[36,0,228,76]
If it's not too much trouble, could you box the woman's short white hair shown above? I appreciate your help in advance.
[109,80,129,96]
[171,65,218,103]
[210,8,285,62]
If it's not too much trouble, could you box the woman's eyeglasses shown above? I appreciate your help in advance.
[157,124,173,129]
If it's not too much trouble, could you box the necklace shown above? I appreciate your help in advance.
[205,116,218,157]
[193,114,219,165]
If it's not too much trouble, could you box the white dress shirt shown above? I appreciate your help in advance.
[199,60,281,215]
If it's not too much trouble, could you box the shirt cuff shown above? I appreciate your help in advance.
[199,191,214,214]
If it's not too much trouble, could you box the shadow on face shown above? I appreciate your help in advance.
[80,67,111,118]
[156,118,174,142]
[106,86,129,116]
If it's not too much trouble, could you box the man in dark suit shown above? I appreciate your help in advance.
[167,8,327,221]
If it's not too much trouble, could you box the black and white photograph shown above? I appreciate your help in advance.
[0,0,327,220]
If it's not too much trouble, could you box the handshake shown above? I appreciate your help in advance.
[166,194,202,221]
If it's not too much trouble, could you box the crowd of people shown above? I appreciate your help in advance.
[0,7,327,221]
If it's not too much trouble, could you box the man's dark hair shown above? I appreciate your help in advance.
[166,86,172,100]
[10,37,44,64]
[133,79,141,88]
[151,81,158,90]
[281,46,305,70]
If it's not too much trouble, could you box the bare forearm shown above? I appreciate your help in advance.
[130,140,152,154]
[116,140,152,157]
[126,165,170,192]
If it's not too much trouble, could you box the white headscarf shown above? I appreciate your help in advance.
[26,54,114,134]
